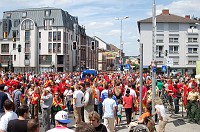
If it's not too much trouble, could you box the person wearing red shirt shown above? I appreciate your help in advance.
[59,79,66,102]
[167,81,174,107]
[30,86,40,119]
[123,89,133,125]
[183,81,190,108]
[173,84,181,114]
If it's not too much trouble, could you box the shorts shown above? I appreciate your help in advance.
[118,115,122,119]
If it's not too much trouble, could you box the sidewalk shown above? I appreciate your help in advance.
[117,110,200,132]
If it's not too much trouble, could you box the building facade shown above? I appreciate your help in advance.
[0,7,98,73]
[138,9,200,74]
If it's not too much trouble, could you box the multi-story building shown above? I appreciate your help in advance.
[0,7,98,73]
[138,9,200,74]
[94,36,119,71]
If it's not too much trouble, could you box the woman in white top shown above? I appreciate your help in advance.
[153,97,168,132]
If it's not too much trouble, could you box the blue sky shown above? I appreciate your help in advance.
[0,0,200,56]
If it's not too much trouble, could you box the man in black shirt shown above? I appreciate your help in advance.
[7,104,29,132]
[0,84,8,119]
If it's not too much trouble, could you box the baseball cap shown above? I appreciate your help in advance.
[55,111,71,124]
[45,87,51,93]
[4,86,8,91]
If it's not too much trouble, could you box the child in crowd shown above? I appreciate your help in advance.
[117,99,123,126]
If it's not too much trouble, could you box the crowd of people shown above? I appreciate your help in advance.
[0,70,199,132]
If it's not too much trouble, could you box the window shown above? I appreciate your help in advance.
[25,54,30,59]
[188,48,198,53]
[48,43,52,53]
[48,32,52,41]
[169,38,179,43]
[169,23,179,32]
[188,38,198,43]
[156,46,163,56]
[39,55,52,65]
[1,44,9,53]
[188,60,196,65]
[39,32,41,38]
[39,43,41,50]
[13,30,18,38]
[21,19,34,30]
[169,46,179,53]
[53,43,57,53]
[157,23,164,32]
[22,12,27,17]
[25,43,30,52]
[14,55,16,61]
[25,31,30,42]
[13,43,16,50]
[44,19,53,30]
[14,19,20,27]
[57,31,61,41]
[156,34,164,43]
[57,43,61,53]
[53,32,56,41]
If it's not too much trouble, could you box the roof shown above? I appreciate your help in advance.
[137,12,200,33]
[138,13,199,23]
[0,7,80,39]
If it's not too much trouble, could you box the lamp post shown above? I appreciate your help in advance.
[152,0,157,119]
[138,39,143,116]
[115,16,129,65]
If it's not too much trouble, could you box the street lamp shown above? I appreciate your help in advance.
[115,16,129,65]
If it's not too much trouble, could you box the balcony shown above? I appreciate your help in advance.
[187,28,198,34]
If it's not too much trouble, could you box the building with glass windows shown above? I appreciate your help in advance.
[137,9,200,74]
[0,7,98,73]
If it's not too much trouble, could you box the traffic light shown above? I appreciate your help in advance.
[18,44,21,52]
[91,41,95,50]
[72,41,77,50]
[165,50,168,56]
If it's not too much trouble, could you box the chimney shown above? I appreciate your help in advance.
[162,9,169,15]
[185,15,190,19]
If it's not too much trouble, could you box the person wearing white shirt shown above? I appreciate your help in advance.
[0,99,18,132]
[63,86,73,113]
[102,90,117,132]
[73,84,84,124]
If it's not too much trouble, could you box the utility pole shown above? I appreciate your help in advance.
[152,0,157,118]
[138,39,143,116]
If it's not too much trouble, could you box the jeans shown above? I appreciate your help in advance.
[66,100,71,113]
[98,102,103,119]
[42,108,51,131]
[173,97,179,113]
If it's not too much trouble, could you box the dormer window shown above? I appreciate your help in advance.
[6,13,11,18]
[45,10,51,17]
[22,12,27,17]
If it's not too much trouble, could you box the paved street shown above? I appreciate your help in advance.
[39,108,200,132]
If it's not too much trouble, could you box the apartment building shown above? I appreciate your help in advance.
[137,9,200,74]
[0,7,98,73]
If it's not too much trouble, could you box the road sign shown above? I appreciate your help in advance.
[166,58,173,66]
[162,65,167,72]
[152,67,156,72]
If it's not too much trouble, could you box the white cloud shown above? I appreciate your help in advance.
[106,30,120,36]
[147,0,200,17]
